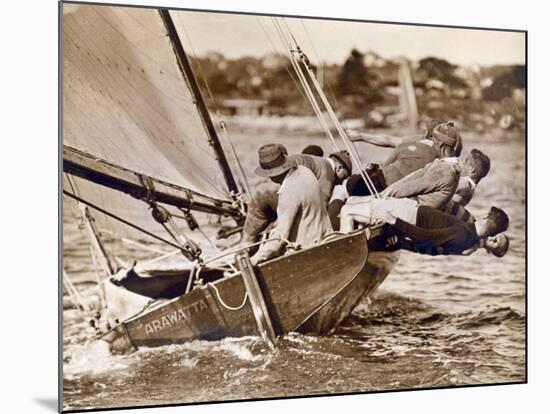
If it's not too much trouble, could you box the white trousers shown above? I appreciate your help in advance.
[340,197,419,233]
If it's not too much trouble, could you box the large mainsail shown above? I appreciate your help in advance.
[63,4,238,241]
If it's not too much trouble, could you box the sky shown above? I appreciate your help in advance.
[172,10,525,67]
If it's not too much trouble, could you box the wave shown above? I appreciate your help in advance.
[457,307,524,329]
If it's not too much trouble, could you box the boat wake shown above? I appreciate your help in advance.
[63,288,525,410]
[64,340,140,380]
[64,336,275,380]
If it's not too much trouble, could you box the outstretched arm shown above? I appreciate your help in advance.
[346,129,403,148]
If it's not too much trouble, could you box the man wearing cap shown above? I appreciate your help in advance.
[290,149,352,205]
[240,146,350,246]
[346,121,461,195]
[328,121,461,227]
[249,144,332,265]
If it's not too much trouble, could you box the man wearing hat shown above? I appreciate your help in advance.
[345,118,461,156]
[241,146,351,247]
[340,146,492,241]
[249,144,332,265]
[328,121,461,228]
[345,121,461,195]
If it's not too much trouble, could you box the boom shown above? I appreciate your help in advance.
[63,146,242,218]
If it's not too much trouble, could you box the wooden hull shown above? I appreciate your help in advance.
[298,251,399,335]
[102,231,371,352]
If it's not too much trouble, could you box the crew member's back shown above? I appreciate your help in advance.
[381,139,440,186]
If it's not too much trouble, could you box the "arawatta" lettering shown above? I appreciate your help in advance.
[144,299,208,335]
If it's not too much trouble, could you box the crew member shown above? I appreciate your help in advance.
[241,146,351,245]
[340,198,509,256]
[345,118,445,149]
[443,148,491,223]
[329,122,461,225]
[290,149,352,204]
[380,148,491,211]
[250,144,332,265]
[301,145,324,157]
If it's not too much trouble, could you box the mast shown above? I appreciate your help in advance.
[158,9,240,196]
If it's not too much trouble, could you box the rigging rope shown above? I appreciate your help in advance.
[120,238,170,255]
[63,190,194,256]
[66,190,235,274]
[170,209,238,272]
[63,270,90,315]
[63,269,99,331]
[277,18,381,198]
[139,175,204,261]
[280,18,300,49]
[299,20,322,71]
[201,236,294,267]
[89,246,107,310]
[290,59,336,144]
[65,173,112,308]
[276,19,341,152]
[272,18,340,151]
[300,54,381,198]
[289,51,340,152]
[219,120,251,198]
[134,249,180,272]
[256,18,313,111]
[299,20,342,110]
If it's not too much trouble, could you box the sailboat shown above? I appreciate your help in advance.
[62,3,398,352]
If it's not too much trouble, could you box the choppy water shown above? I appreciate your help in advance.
[62,129,525,411]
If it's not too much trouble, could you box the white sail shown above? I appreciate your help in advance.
[63,4,234,241]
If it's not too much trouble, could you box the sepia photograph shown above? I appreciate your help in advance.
[60,1,526,411]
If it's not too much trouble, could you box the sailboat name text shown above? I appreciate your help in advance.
[144,299,209,335]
